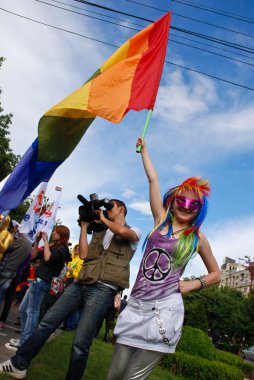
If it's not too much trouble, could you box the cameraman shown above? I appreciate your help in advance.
[1,199,141,380]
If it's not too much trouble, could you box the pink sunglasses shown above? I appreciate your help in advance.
[175,195,201,211]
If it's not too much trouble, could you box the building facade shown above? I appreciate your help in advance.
[220,257,251,297]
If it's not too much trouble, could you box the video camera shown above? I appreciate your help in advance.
[77,193,114,234]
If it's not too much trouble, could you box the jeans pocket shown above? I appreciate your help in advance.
[33,278,50,294]
[114,306,140,337]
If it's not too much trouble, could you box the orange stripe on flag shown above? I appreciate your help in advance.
[88,57,141,122]
[86,12,171,123]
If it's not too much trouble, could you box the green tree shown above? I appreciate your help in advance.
[9,197,32,223]
[183,293,208,332]
[0,57,20,181]
[244,289,254,346]
[183,285,253,352]
[0,57,31,220]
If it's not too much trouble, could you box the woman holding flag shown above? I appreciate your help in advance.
[106,138,221,380]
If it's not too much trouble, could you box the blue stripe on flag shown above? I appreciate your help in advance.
[0,139,61,213]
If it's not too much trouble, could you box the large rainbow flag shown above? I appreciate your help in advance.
[0,12,171,213]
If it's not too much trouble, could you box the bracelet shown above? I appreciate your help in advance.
[196,276,207,290]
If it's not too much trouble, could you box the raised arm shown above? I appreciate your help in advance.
[41,232,51,261]
[97,210,139,243]
[31,232,42,259]
[79,221,90,260]
[137,138,165,226]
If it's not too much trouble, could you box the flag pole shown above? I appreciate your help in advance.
[136,109,153,153]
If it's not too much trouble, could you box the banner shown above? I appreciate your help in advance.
[37,186,62,246]
[19,181,48,243]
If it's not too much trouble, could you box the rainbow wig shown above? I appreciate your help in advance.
[144,177,211,267]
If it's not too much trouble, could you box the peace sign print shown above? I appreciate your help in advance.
[142,247,172,282]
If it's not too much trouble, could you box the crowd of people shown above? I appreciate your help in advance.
[0,138,221,380]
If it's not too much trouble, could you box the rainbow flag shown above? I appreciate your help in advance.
[0,12,171,213]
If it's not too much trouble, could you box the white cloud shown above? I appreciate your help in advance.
[146,69,254,168]
[172,164,190,174]
[128,201,152,215]
[207,215,254,265]
[122,188,136,198]
[155,70,218,124]
[207,105,254,150]
[1,0,112,152]
[184,214,254,278]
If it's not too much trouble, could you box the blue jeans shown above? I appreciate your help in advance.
[19,278,50,346]
[64,309,80,330]
[12,282,116,380]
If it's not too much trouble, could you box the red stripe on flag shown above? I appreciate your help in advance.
[126,12,171,113]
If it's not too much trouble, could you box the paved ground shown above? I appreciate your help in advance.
[0,304,63,363]
[0,303,21,362]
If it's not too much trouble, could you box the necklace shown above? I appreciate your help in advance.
[171,226,188,238]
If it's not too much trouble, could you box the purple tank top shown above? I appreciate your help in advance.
[131,229,187,301]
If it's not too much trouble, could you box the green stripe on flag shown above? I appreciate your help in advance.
[38,116,95,162]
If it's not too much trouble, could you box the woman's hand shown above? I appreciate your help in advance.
[136,137,146,152]
[41,231,49,243]
[35,231,42,243]
[179,279,202,294]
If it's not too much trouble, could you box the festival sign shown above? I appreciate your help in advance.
[19,181,48,242]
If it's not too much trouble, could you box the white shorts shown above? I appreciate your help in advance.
[114,293,184,353]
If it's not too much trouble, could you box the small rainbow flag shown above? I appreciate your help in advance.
[0,12,171,213]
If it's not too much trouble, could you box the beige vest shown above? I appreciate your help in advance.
[77,229,134,290]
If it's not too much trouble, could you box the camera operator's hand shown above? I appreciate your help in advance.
[94,209,107,225]
[80,220,90,228]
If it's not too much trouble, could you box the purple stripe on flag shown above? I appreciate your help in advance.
[0,139,61,213]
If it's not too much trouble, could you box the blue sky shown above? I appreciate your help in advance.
[0,0,254,292]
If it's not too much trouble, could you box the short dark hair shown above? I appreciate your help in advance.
[110,199,127,216]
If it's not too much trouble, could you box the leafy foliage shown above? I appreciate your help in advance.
[9,197,32,223]
[160,351,244,380]
[0,57,32,220]
[177,326,215,360]
[183,285,254,350]
[0,58,20,181]
[160,326,254,379]
[215,349,254,379]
